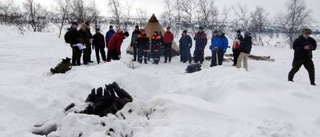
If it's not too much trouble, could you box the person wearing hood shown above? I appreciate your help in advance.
[236,32,252,71]
[193,26,207,64]
[288,28,317,86]
[233,30,244,66]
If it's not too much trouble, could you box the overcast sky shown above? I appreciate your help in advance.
[17,0,320,23]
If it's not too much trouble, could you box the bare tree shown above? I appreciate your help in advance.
[196,0,218,30]
[53,0,70,38]
[249,6,269,45]
[232,4,250,31]
[70,0,85,23]
[123,0,135,31]
[217,6,229,31]
[174,0,182,37]
[23,0,49,32]
[136,7,147,27]
[0,0,26,34]
[86,0,100,27]
[277,0,312,48]
[160,0,174,27]
[108,0,122,30]
[180,0,197,29]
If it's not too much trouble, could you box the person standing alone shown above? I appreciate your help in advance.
[163,26,174,63]
[288,28,317,86]
[92,28,106,64]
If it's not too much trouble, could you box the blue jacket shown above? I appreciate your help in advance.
[105,30,116,44]
[179,35,192,48]
[211,35,228,53]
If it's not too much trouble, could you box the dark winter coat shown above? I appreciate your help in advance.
[107,31,125,55]
[106,30,116,44]
[68,28,82,45]
[194,31,207,49]
[137,33,150,51]
[293,35,317,60]
[92,33,105,48]
[79,29,91,45]
[211,35,228,53]
[87,28,93,40]
[151,34,162,52]
[179,35,192,48]
[164,31,174,44]
[131,29,141,45]
[239,35,252,54]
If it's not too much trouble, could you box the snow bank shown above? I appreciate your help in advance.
[1,25,320,137]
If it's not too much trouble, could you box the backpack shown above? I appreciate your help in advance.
[186,63,202,73]
[233,39,240,49]
[64,30,72,44]
[50,57,72,74]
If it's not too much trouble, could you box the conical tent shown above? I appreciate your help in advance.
[126,14,179,56]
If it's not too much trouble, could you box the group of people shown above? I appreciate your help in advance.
[130,25,174,64]
[65,22,317,86]
[65,22,129,66]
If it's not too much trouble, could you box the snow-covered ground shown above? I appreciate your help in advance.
[1,25,320,137]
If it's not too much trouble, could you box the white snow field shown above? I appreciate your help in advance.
[1,25,320,137]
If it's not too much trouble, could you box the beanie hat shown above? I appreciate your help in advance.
[237,30,241,33]
[199,26,203,30]
[109,25,113,29]
[71,22,78,26]
[135,25,139,29]
[124,32,129,37]
[244,32,251,36]
[183,30,187,33]
[302,28,312,34]
[85,21,90,26]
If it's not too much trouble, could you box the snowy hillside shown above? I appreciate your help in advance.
[1,25,320,137]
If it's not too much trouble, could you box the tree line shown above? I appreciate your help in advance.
[0,0,315,48]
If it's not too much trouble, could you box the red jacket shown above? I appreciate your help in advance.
[107,32,125,55]
[164,31,174,44]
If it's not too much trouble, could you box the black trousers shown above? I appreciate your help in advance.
[210,49,224,67]
[133,44,137,61]
[95,46,106,63]
[71,45,82,66]
[164,43,172,62]
[193,48,205,63]
[288,59,315,84]
[83,45,92,64]
[233,49,240,65]
[106,50,119,62]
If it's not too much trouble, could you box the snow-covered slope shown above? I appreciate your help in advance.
[1,25,320,137]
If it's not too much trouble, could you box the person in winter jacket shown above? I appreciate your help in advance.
[67,22,82,66]
[233,30,244,66]
[151,31,163,64]
[85,21,94,63]
[288,28,317,86]
[179,30,193,63]
[92,28,106,64]
[106,31,130,62]
[131,25,141,61]
[136,29,150,64]
[163,26,174,63]
[210,30,228,67]
[237,32,252,71]
[79,23,92,65]
[106,25,116,46]
[193,26,207,64]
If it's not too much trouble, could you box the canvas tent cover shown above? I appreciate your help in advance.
[126,14,180,56]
